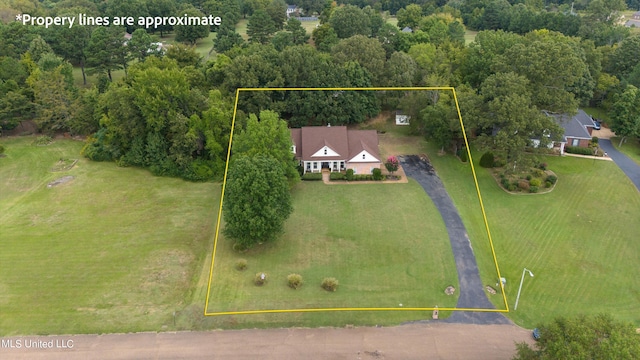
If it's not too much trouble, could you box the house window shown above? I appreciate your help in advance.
[362,154,366,160]
[313,162,318,170]
[340,161,345,170]
[572,138,580,146]
[306,162,311,171]
[324,148,327,155]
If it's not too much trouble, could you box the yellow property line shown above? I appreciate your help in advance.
[204,87,508,316]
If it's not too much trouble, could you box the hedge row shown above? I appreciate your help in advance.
[565,146,595,155]
[301,172,323,180]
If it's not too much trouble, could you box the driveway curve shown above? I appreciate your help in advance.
[599,139,640,191]
[399,155,509,325]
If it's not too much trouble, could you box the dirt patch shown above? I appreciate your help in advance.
[47,175,75,188]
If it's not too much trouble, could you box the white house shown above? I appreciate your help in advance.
[290,125,381,174]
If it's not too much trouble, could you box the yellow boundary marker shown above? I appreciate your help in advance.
[204,87,508,316]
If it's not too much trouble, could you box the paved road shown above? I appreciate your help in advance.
[599,139,640,191]
[399,155,509,325]
[0,323,534,360]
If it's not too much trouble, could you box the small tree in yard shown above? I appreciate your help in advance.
[385,156,399,175]
[223,155,292,250]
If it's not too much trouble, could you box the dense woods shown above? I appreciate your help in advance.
[1,0,639,179]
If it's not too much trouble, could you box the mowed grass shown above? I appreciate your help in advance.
[0,137,219,335]
[612,136,640,165]
[205,180,458,328]
[428,147,640,328]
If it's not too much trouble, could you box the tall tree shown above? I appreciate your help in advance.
[328,4,371,39]
[247,9,277,44]
[609,85,640,147]
[223,155,293,249]
[174,7,210,45]
[331,35,386,85]
[396,4,422,30]
[128,29,162,62]
[233,110,299,183]
[85,26,129,81]
[145,0,176,37]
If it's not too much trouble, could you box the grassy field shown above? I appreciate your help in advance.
[611,136,640,165]
[427,147,640,328]
[203,180,459,328]
[0,137,219,335]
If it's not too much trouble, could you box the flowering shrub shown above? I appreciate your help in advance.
[385,156,399,174]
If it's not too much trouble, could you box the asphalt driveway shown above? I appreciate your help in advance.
[599,139,640,191]
[399,155,509,325]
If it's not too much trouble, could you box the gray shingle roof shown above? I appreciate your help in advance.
[551,109,594,141]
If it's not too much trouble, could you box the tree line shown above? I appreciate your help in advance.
[1,0,639,179]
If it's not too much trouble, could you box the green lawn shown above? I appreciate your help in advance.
[464,30,478,45]
[204,180,459,328]
[0,137,219,335]
[611,136,640,165]
[428,147,640,328]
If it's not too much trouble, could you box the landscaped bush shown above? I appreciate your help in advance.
[254,272,268,286]
[501,178,510,188]
[545,181,553,188]
[591,136,599,145]
[301,172,323,181]
[530,178,541,187]
[346,169,354,181]
[526,174,532,181]
[372,168,383,180]
[321,277,339,292]
[546,174,557,184]
[533,168,545,178]
[565,146,595,155]
[493,158,507,167]
[518,180,530,191]
[330,172,345,180]
[538,162,547,170]
[33,135,53,146]
[235,259,247,271]
[457,148,468,162]
[529,186,539,193]
[479,151,495,168]
[507,184,517,191]
[287,273,303,289]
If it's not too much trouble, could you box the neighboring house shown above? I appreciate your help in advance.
[545,109,596,155]
[286,5,301,18]
[624,11,640,27]
[290,125,381,174]
[395,110,410,125]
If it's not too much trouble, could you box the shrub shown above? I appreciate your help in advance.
[457,148,468,162]
[479,151,495,168]
[530,178,541,187]
[235,259,247,271]
[507,184,517,191]
[501,178,510,188]
[33,135,53,146]
[545,181,553,188]
[254,272,268,286]
[330,172,345,180]
[529,186,539,193]
[493,158,507,167]
[321,277,339,292]
[546,174,557,184]
[372,168,383,180]
[526,174,532,181]
[565,146,594,155]
[0,144,5,155]
[287,273,303,289]
[499,173,505,179]
[591,136,599,145]
[345,169,354,181]
[518,180,530,191]
[538,162,547,170]
[384,156,399,174]
[301,172,323,181]
[533,168,545,178]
